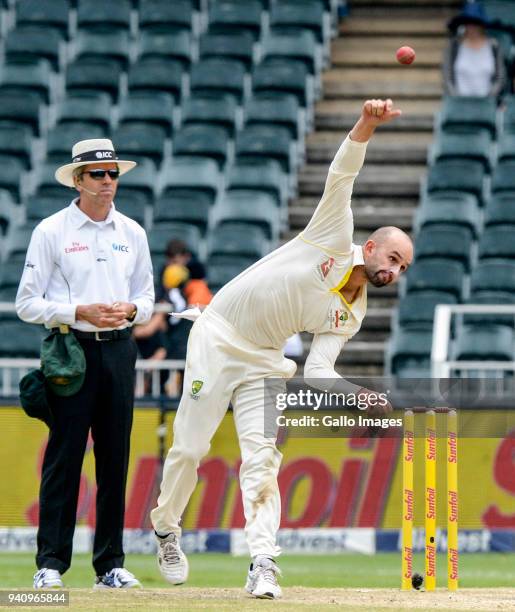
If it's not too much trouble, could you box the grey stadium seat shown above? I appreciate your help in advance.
[214,189,280,240]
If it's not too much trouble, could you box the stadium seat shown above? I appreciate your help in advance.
[245,93,301,139]
[153,192,211,235]
[496,133,515,164]
[190,58,246,103]
[148,222,203,260]
[438,96,497,137]
[111,122,167,166]
[416,193,481,238]
[114,158,157,205]
[46,122,105,165]
[5,26,63,71]
[483,0,515,29]
[253,59,313,108]
[33,163,75,200]
[415,226,473,271]
[471,260,515,294]
[0,287,19,319]
[214,189,280,240]
[208,0,263,39]
[119,92,174,137]
[453,324,514,361]
[0,60,53,105]
[269,0,327,43]
[479,226,515,260]
[74,30,131,70]
[198,31,254,70]
[138,30,192,69]
[3,225,34,262]
[430,131,492,172]
[465,290,515,326]
[0,125,33,168]
[161,157,221,203]
[0,157,25,199]
[484,193,515,227]
[76,0,132,32]
[226,159,285,207]
[181,95,238,136]
[55,93,111,132]
[0,321,44,357]
[405,258,465,299]
[0,92,41,136]
[491,161,515,195]
[114,192,147,227]
[0,190,14,234]
[387,328,433,376]
[261,30,319,75]
[397,291,457,330]
[66,58,122,101]
[502,94,515,133]
[426,160,486,205]
[235,125,293,173]
[127,58,184,103]
[0,260,25,289]
[25,196,65,222]
[139,0,195,33]
[207,255,257,291]
[172,125,230,169]
[15,0,70,38]
[209,222,268,258]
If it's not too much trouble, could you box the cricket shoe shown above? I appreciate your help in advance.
[93,568,141,589]
[156,532,189,584]
[33,568,63,589]
[245,557,282,599]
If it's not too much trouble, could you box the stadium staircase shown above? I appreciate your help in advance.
[291,0,461,376]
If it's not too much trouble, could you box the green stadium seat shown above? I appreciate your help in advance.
[430,131,492,172]
[66,58,122,101]
[77,0,132,32]
[454,324,514,361]
[426,160,486,205]
[112,122,167,166]
[502,95,515,133]
[465,290,515,326]
[161,157,221,203]
[471,260,515,294]
[253,59,312,108]
[0,260,24,289]
[270,0,327,43]
[148,222,203,260]
[190,58,246,103]
[25,196,65,222]
[75,30,131,70]
[0,60,53,105]
[16,0,70,38]
[207,255,257,292]
[127,58,184,102]
[181,95,237,136]
[235,125,293,173]
[0,156,25,199]
[226,159,285,207]
[114,158,157,205]
[46,122,105,165]
[114,192,147,226]
[119,92,174,137]
[0,125,33,169]
[56,93,111,132]
[209,222,267,259]
[0,190,14,234]
[397,291,457,330]
[0,287,19,320]
[479,226,515,260]
[153,192,211,235]
[245,93,301,139]
[139,0,194,33]
[416,193,481,238]
[491,161,515,195]
[415,226,473,271]
[261,30,319,75]
[208,0,263,40]
[0,92,41,136]
[484,194,515,227]
[438,96,497,137]
[198,31,254,70]
[483,0,515,29]
[387,328,433,376]
[215,189,280,240]
[405,258,465,299]
[3,225,34,262]
[139,30,192,69]
[5,26,63,71]
[33,163,75,200]
[172,125,230,169]
[496,133,515,164]
[0,321,44,357]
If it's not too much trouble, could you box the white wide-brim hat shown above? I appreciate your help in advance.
[55,138,137,187]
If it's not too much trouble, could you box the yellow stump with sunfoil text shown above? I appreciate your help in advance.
[401,410,414,590]
[447,409,459,591]
[425,410,437,591]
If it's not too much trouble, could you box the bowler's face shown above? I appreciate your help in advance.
[363,240,413,287]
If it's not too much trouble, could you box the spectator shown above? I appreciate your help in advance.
[443,1,506,98]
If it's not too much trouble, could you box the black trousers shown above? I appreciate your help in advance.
[36,335,138,575]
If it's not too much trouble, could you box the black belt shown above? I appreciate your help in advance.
[53,328,132,342]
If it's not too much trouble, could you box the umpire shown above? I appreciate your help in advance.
[16,139,155,589]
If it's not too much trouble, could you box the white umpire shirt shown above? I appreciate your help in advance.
[209,134,369,382]
[16,199,155,331]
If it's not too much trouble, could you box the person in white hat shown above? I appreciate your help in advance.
[16,139,155,589]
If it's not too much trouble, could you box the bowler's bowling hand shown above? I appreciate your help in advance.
[362,98,402,126]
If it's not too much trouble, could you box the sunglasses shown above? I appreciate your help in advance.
[82,169,120,180]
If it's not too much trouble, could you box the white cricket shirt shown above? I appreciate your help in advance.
[16,199,155,331]
[210,135,369,379]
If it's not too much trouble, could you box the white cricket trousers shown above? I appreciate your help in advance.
[150,309,297,557]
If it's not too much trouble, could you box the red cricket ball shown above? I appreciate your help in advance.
[396,46,416,65]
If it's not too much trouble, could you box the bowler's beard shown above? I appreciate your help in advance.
[366,266,389,287]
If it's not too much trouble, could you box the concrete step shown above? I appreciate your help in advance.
[340,17,450,36]
[323,67,443,99]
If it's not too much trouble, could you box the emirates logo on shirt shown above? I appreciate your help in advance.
[65,242,89,254]
[319,256,335,279]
